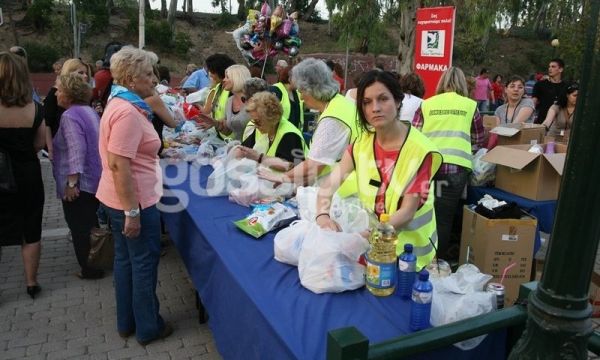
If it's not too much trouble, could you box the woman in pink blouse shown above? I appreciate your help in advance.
[96,46,172,346]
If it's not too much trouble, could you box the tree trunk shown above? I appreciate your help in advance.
[533,2,548,34]
[397,0,419,75]
[237,0,246,20]
[168,0,178,30]
[302,0,320,21]
[161,0,168,18]
[187,0,193,14]
[145,0,151,12]
[106,0,115,16]
[328,10,332,36]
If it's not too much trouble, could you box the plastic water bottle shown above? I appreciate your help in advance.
[409,270,433,331]
[397,244,417,299]
[365,213,397,296]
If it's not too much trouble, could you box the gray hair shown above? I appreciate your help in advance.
[291,58,339,102]
[436,66,469,97]
[244,77,268,99]
[110,46,156,85]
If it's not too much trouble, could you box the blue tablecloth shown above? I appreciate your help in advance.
[160,163,506,360]
[467,186,557,254]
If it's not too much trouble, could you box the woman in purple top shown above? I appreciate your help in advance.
[52,73,104,279]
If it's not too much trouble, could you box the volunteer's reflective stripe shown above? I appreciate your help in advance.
[424,130,471,142]
[352,126,442,269]
[413,232,438,257]
[439,148,472,161]
[404,209,434,231]
[420,92,476,169]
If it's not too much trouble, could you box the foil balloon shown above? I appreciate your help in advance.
[270,15,283,36]
[274,41,284,50]
[260,1,271,17]
[288,46,299,57]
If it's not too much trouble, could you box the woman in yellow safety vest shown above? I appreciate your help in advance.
[198,54,236,138]
[412,66,486,261]
[236,91,307,168]
[258,58,358,194]
[316,70,442,269]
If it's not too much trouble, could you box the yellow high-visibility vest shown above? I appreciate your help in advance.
[352,125,442,269]
[272,82,304,131]
[420,92,476,169]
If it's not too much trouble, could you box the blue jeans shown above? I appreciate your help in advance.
[476,99,489,112]
[102,204,164,342]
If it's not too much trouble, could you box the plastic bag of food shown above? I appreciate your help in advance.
[234,202,297,238]
[273,220,312,266]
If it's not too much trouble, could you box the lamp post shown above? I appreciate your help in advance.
[551,38,560,57]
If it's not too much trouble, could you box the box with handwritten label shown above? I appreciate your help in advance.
[459,206,537,306]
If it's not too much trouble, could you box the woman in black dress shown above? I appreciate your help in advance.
[0,52,46,298]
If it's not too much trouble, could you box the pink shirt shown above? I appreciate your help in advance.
[96,98,162,210]
[474,76,492,101]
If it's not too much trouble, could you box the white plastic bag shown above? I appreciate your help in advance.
[296,186,370,233]
[298,226,369,294]
[430,264,495,350]
[470,148,496,186]
[274,220,312,266]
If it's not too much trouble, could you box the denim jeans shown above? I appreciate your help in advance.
[434,169,470,260]
[102,204,164,342]
[476,99,489,112]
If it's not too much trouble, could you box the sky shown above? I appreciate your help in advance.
[150,0,329,18]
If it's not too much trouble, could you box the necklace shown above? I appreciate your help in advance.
[565,107,575,129]
[505,99,522,123]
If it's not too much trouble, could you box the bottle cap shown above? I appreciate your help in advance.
[404,243,413,253]
[418,270,429,281]
[380,213,390,223]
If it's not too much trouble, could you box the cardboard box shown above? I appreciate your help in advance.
[545,129,571,144]
[482,143,567,201]
[490,123,546,146]
[459,206,537,306]
[483,115,500,131]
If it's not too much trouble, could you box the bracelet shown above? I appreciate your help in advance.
[258,154,264,163]
[315,212,330,221]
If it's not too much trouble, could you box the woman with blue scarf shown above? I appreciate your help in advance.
[96,46,172,346]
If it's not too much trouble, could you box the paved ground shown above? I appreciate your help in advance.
[0,158,221,360]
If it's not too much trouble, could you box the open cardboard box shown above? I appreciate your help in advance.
[459,206,537,306]
[490,123,546,146]
[482,143,567,201]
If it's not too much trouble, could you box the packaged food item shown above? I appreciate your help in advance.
[234,203,296,238]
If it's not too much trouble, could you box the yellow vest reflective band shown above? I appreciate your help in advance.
[314,94,361,197]
[273,82,305,131]
[208,83,231,139]
[352,126,442,269]
[420,92,476,169]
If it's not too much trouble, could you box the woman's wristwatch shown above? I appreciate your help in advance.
[124,208,140,218]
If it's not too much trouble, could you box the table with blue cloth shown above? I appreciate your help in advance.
[160,162,507,360]
[467,186,557,254]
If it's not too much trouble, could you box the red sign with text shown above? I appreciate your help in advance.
[414,6,456,99]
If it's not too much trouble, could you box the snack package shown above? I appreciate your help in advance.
[234,202,296,238]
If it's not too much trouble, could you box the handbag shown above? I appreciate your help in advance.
[88,226,114,269]
[0,147,17,193]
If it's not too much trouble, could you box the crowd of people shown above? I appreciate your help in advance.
[0,40,579,346]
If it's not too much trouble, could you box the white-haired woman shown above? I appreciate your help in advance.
[198,64,252,141]
[412,66,486,260]
[96,46,172,346]
[258,58,359,193]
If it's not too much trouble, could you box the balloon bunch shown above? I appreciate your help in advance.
[234,2,302,63]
